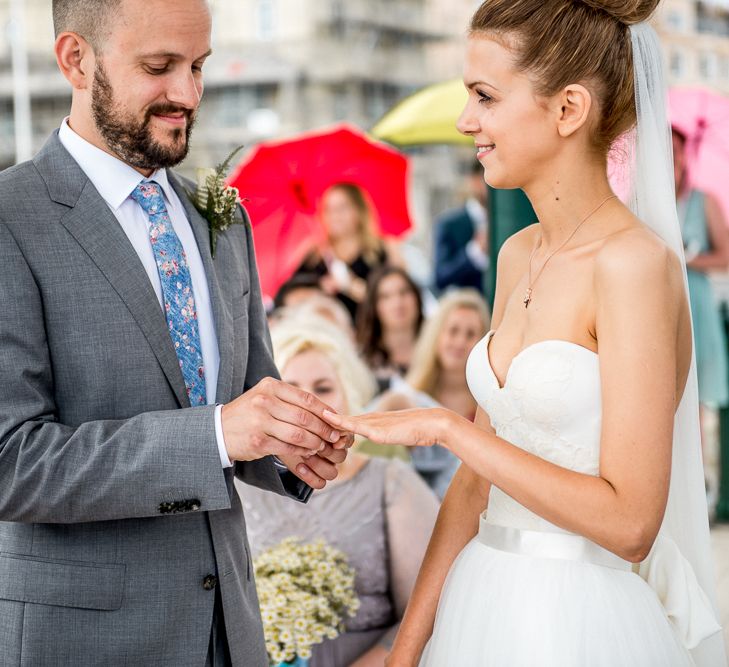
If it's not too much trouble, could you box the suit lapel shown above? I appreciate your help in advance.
[32,133,190,408]
[168,173,234,404]
[58,181,191,408]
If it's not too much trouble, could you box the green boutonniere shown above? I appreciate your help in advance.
[188,145,247,258]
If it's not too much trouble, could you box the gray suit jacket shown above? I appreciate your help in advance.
[0,132,304,666]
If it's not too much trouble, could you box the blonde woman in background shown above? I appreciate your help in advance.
[376,289,490,496]
[292,183,402,320]
[269,293,356,343]
[237,314,439,667]
[406,289,491,421]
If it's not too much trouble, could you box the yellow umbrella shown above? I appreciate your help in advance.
[371,79,471,146]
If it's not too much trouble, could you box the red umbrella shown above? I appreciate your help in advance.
[229,123,413,300]
[669,86,729,226]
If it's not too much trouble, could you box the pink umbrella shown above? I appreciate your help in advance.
[669,86,729,225]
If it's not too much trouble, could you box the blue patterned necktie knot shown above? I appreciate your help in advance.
[130,181,207,407]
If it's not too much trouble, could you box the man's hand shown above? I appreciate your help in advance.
[222,377,346,464]
[278,441,351,490]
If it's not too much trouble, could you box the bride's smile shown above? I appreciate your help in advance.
[323,1,725,665]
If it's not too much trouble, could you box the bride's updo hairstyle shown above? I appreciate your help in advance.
[470,0,660,155]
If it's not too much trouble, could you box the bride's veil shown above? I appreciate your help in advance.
[627,23,726,665]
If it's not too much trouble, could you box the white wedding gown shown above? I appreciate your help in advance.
[420,330,721,666]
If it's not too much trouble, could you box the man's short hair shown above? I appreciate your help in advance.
[52,0,116,50]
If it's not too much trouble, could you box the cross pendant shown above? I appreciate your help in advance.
[523,288,532,309]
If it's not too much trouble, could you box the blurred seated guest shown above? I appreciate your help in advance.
[375,289,490,497]
[407,289,490,419]
[237,316,439,667]
[273,272,325,310]
[356,266,425,392]
[673,126,729,412]
[269,293,354,340]
[293,294,355,341]
[433,160,490,299]
[292,182,402,319]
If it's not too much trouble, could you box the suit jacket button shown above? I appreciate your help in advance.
[202,574,217,591]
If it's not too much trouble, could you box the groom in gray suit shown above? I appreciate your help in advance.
[0,1,351,665]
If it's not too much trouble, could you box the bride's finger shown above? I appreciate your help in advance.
[322,410,369,437]
[322,409,347,427]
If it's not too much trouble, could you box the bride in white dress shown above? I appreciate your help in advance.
[323,0,727,665]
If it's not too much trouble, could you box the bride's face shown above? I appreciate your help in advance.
[457,36,560,190]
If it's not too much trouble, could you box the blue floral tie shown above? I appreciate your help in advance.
[131,181,207,407]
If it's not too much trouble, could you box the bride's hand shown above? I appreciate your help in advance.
[322,407,451,448]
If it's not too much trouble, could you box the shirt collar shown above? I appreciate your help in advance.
[58,118,174,211]
[465,197,488,226]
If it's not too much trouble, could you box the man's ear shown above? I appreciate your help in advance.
[555,84,593,138]
[55,32,94,90]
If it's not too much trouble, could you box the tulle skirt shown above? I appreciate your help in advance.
[420,530,693,666]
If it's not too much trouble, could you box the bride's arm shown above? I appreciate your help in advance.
[386,412,492,666]
[326,230,687,564]
[384,235,525,666]
[444,232,686,562]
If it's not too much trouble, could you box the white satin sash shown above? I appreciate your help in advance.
[477,516,632,572]
[477,516,722,651]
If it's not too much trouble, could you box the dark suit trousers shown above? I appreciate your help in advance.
[206,587,232,667]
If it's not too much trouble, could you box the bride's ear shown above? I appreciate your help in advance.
[555,84,593,138]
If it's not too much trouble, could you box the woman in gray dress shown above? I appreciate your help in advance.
[237,314,439,667]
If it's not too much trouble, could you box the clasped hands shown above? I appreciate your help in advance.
[222,377,456,488]
[321,406,452,450]
[221,377,354,489]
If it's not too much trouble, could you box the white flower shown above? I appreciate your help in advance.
[262,610,278,624]
[254,537,359,664]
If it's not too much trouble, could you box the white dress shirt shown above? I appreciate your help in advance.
[464,197,490,272]
[59,120,232,468]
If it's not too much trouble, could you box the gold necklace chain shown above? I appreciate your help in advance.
[523,194,617,309]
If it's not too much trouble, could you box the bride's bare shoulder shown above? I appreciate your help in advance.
[594,224,685,302]
[593,221,692,388]
[497,223,541,275]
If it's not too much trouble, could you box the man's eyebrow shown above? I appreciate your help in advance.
[138,49,213,60]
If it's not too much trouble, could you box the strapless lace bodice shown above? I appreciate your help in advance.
[466,330,602,531]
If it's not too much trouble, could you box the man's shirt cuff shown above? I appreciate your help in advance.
[214,404,233,468]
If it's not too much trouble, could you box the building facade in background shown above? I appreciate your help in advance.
[0,0,450,168]
[194,0,448,165]
[2,0,729,279]
[658,0,729,89]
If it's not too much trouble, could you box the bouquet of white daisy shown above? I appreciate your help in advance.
[254,537,361,667]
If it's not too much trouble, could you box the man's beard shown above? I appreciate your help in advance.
[91,61,196,171]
